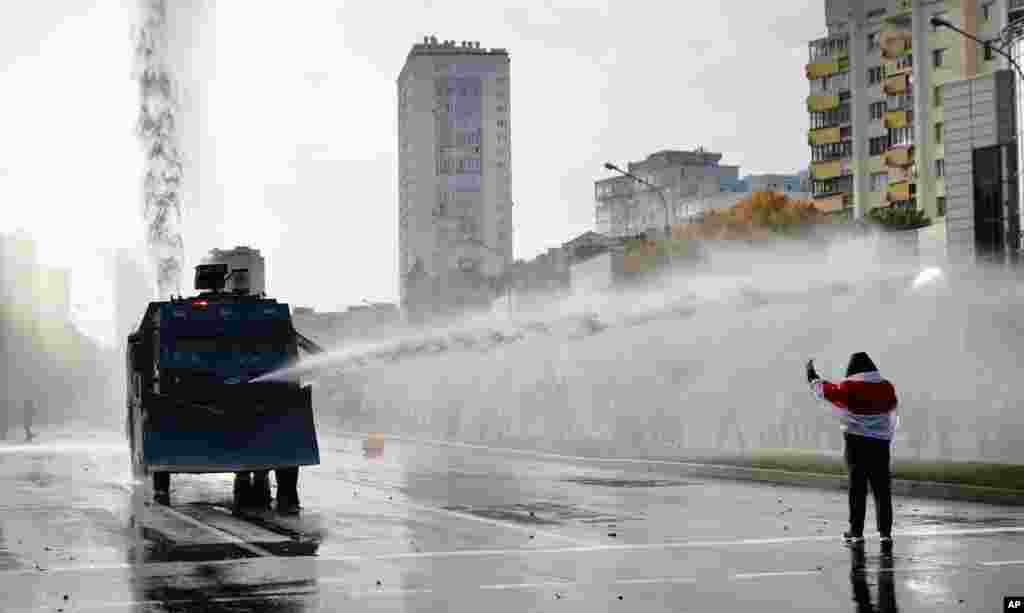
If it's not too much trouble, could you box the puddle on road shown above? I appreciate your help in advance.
[135,503,323,564]
[444,501,636,526]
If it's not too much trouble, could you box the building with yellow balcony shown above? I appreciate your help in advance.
[806,0,1019,236]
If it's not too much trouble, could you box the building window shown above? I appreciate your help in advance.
[868,66,883,84]
[935,122,943,144]
[984,43,994,61]
[496,105,506,112]
[933,48,946,68]
[935,158,944,177]
[932,12,948,31]
[890,125,914,146]
[870,135,889,156]
[497,119,507,128]
[868,32,880,51]
[982,2,993,21]
[871,172,889,192]
[937,196,946,216]
[870,101,886,121]
[811,141,853,161]
[934,86,943,107]
[810,105,851,129]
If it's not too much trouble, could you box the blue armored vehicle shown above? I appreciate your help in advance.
[126,263,323,513]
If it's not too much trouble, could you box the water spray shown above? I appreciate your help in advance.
[135,0,185,299]
[911,266,944,291]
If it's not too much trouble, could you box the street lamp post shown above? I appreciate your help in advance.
[931,15,1024,258]
[603,162,672,239]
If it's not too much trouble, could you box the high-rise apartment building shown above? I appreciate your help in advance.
[397,36,513,315]
[807,0,1020,221]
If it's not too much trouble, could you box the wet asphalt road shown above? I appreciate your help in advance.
[0,425,1022,612]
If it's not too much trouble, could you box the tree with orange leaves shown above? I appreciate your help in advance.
[672,191,830,241]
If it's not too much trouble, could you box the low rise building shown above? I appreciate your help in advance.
[291,302,403,347]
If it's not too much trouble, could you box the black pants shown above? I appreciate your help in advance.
[844,433,893,537]
[153,471,170,494]
[275,467,299,506]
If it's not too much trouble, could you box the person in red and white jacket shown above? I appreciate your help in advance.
[807,352,898,546]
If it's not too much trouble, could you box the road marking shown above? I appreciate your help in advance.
[734,570,821,579]
[2,525,1023,578]
[480,580,574,591]
[479,576,700,591]
[149,504,275,558]
[331,475,597,547]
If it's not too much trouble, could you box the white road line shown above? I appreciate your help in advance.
[480,580,574,591]
[2,525,1023,578]
[151,505,275,558]
[734,570,821,579]
[980,559,1024,566]
[331,475,597,547]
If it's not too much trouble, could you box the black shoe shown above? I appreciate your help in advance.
[277,502,300,516]
[276,496,300,516]
[843,531,864,543]
[154,491,170,506]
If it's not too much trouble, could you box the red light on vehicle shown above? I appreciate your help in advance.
[192,300,209,309]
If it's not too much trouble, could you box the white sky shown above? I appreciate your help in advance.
[0,1,826,344]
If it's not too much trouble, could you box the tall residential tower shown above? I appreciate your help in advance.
[807,0,1020,222]
[397,37,513,317]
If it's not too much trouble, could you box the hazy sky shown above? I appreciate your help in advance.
[0,1,826,344]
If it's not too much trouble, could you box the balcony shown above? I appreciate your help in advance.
[883,73,910,96]
[886,181,915,202]
[885,145,913,167]
[884,0,912,25]
[813,193,849,213]
[886,56,914,77]
[806,56,850,80]
[880,30,912,59]
[811,160,846,180]
[808,36,850,62]
[807,94,840,112]
[884,110,911,129]
[888,164,914,184]
[808,127,841,146]
[886,93,914,112]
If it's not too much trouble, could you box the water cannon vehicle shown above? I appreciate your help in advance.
[125,257,324,512]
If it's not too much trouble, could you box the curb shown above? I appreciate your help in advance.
[671,463,1024,506]
[330,428,1024,507]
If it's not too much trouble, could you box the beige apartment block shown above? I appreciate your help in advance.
[808,0,1019,222]
[397,37,513,312]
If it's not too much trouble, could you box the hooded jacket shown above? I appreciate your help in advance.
[809,352,898,440]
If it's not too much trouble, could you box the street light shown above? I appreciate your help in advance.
[931,15,1024,256]
[929,17,1024,80]
[603,162,672,239]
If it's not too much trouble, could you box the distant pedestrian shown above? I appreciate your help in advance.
[807,352,898,546]
[23,399,36,442]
